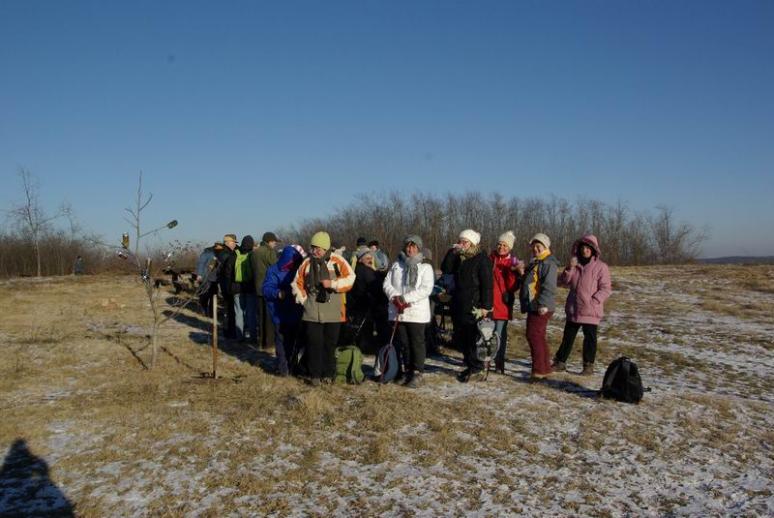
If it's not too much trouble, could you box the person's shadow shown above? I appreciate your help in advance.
[0,439,74,516]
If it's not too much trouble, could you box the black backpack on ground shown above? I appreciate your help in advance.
[600,357,646,404]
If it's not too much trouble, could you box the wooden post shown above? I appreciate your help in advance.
[211,295,218,378]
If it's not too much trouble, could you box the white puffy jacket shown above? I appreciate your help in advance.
[383,260,435,323]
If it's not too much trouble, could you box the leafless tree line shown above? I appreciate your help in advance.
[279,192,706,266]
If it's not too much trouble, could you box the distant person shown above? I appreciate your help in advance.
[518,233,559,380]
[553,234,612,376]
[233,235,258,343]
[350,237,371,269]
[349,249,388,353]
[263,244,306,376]
[196,241,224,316]
[369,240,390,272]
[292,231,356,386]
[383,235,435,388]
[73,255,85,275]
[217,234,239,339]
[252,232,279,349]
[441,229,493,383]
[490,231,521,374]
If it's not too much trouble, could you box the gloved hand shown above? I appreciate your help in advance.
[391,296,411,314]
[471,307,490,320]
[537,306,548,316]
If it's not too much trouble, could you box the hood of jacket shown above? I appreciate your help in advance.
[572,234,601,258]
[277,245,304,272]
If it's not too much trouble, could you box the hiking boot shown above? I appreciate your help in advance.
[552,360,567,372]
[406,372,423,389]
[457,368,472,383]
[581,363,594,376]
[495,359,505,374]
[307,378,322,387]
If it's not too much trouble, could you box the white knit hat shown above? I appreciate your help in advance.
[497,231,515,249]
[459,229,481,246]
[529,232,551,249]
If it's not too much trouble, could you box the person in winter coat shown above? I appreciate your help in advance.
[292,231,356,386]
[233,235,257,342]
[553,234,612,375]
[369,240,390,272]
[350,237,371,269]
[489,231,521,374]
[196,241,224,317]
[518,233,560,379]
[263,244,306,376]
[252,232,279,350]
[217,234,239,339]
[349,249,389,353]
[441,229,494,383]
[383,235,435,388]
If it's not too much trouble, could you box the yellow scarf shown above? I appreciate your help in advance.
[527,249,551,303]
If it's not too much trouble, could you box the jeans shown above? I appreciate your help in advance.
[274,321,300,375]
[494,319,509,364]
[234,293,257,340]
[554,321,598,365]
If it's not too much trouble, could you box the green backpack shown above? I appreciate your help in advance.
[234,250,253,283]
[335,345,365,384]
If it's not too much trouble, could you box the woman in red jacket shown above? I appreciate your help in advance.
[490,231,521,374]
[553,234,612,375]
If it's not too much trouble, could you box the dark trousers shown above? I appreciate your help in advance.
[554,321,598,365]
[198,282,218,318]
[396,321,426,373]
[304,322,340,380]
[274,321,300,375]
[526,311,553,375]
[257,296,275,349]
[454,317,483,373]
[223,292,236,338]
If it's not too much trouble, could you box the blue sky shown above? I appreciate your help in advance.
[1,1,772,257]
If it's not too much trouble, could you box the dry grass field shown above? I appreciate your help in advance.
[1,265,772,517]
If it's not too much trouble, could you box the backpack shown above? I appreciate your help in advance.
[601,357,646,404]
[234,250,253,283]
[335,345,364,384]
[374,321,400,383]
[475,319,500,379]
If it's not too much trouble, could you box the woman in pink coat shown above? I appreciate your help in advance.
[552,234,612,375]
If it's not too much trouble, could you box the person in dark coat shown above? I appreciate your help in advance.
[441,229,493,382]
[349,249,389,353]
[252,232,279,349]
[217,234,239,339]
[195,241,224,317]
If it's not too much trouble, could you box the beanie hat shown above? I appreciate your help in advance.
[356,248,373,260]
[459,229,481,246]
[404,234,423,249]
[223,234,237,244]
[262,232,278,243]
[497,231,515,249]
[356,237,367,246]
[368,240,379,247]
[529,233,551,249]
[310,231,331,251]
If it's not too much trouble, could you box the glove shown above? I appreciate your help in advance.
[471,307,490,319]
[391,296,411,314]
[537,306,548,316]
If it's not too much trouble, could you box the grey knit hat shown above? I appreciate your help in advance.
[404,234,423,249]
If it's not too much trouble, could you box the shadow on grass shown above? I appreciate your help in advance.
[187,331,278,375]
[0,439,75,517]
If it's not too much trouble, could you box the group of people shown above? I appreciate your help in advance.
[196,228,612,387]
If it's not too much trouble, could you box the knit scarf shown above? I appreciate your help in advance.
[527,249,551,303]
[306,251,331,292]
[398,251,424,288]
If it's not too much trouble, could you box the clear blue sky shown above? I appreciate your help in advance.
[1,1,772,257]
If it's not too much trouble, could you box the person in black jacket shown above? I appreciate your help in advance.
[217,234,239,339]
[348,250,388,353]
[441,229,493,382]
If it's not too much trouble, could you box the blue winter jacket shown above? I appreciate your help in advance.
[262,245,304,326]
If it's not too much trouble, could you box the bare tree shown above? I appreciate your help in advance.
[9,169,71,277]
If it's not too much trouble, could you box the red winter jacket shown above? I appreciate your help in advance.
[490,252,519,320]
[558,234,612,325]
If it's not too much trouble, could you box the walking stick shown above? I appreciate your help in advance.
[211,295,218,378]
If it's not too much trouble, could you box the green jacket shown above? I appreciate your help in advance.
[251,243,278,295]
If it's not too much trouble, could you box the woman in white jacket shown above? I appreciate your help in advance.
[383,235,435,388]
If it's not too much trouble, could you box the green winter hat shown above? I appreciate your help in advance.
[310,231,331,251]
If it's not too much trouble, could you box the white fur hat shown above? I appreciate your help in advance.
[459,229,481,246]
[529,232,551,249]
[497,231,515,249]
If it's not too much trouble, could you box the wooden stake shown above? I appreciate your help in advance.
[211,295,218,378]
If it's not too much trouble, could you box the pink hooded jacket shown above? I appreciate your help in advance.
[558,234,612,325]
